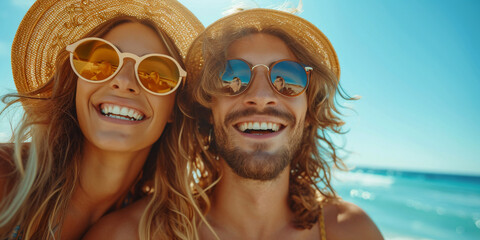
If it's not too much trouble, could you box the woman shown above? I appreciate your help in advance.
[0,0,204,239]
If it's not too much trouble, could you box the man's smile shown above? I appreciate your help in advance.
[234,121,285,134]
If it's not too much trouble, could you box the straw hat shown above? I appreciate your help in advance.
[12,0,204,94]
[186,8,340,85]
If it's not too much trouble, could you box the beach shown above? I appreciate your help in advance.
[333,168,480,240]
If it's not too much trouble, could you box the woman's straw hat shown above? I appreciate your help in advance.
[12,0,204,94]
[186,8,340,84]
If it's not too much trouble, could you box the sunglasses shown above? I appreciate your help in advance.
[220,59,313,97]
[66,37,186,96]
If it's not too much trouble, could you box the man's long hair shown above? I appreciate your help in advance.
[181,26,350,229]
[0,16,201,240]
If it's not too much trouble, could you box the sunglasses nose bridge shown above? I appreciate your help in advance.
[108,52,142,94]
[250,63,270,82]
[120,52,140,64]
[251,64,269,72]
[241,63,279,107]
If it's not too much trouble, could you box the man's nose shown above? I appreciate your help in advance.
[242,65,278,108]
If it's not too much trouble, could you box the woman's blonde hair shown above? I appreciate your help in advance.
[180,25,351,230]
[0,16,201,240]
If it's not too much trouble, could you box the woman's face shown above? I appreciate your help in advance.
[75,22,176,152]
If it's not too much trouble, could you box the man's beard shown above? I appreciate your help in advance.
[213,108,304,181]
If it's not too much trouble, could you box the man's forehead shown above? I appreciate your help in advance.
[225,33,297,64]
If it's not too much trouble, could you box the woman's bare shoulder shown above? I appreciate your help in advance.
[322,199,384,240]
[83,197,150,240]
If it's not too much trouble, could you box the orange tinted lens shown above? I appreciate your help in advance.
[137,56,180,94]
[72,40,119,81]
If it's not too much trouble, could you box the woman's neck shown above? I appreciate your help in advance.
[61,140,152,239]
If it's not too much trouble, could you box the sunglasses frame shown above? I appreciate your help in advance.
[66,37,186,96]
[221,58,313,97]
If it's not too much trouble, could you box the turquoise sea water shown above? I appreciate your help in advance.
[333,168,480,240]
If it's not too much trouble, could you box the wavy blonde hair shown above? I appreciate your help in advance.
[0,16,201,240]
[180,26,351,230]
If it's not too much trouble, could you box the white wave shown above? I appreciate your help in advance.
[334,171,395,187]
[350,189,375,200]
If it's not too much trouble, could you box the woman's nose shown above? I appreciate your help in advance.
[109,59,140,94]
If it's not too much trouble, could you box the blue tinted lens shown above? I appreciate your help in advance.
[220,59,251,95]
[270,61,308,96]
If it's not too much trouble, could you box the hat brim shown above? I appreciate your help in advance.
[12,0,204,94]
[185,8,340,85]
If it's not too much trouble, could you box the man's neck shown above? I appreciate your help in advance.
[205,161,294,240]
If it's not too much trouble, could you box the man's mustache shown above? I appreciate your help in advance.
[224,107,295,126]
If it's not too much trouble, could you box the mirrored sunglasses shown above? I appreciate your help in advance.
[66,37,186,96]
[220,59,313,97]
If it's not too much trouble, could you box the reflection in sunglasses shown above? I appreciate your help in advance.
[67,37,186,96]
[220,59,311,97]
[222,76,249,95]
[273,76,285,92]
[139,71,178,93]
[75,60,116,81]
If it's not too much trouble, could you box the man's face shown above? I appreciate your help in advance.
[210,33,308,181]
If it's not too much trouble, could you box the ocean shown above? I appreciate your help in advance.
[332,168,480,240]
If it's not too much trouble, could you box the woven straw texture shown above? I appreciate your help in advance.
[185,8,340,85]
[12,0,204,94]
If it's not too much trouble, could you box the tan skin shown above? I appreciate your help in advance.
[82,197,149,239]
[1,22,175,240]
[82,34,383,240]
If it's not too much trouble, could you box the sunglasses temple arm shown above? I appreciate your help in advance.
[304,66,313,79]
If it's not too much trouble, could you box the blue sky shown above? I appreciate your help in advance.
[1,0,479,175]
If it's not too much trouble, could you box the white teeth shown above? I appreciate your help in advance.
[239,123,247,132]
[113,105,120,115]
[100,104,145,121]
[237,122,282,133]
[120,107,129,116]
[106,105,113,114]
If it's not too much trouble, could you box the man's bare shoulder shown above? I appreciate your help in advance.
[322,199,384,240]
[83,197,150,240]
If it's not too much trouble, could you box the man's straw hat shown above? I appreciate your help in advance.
[185,8,340,84]
[12,0,204,94]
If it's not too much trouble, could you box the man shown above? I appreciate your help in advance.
[184,8,384,240]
